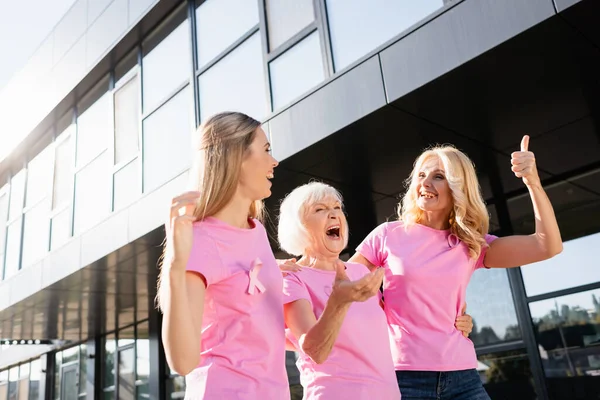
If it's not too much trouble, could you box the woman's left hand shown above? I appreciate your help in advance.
[277,258,302,275]
[455,303,473,338]
[511,135,541,187]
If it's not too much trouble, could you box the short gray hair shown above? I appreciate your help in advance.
[278,182,348,256]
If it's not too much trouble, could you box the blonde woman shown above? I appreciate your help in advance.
[158,112,289,399]
[351,135,563,399]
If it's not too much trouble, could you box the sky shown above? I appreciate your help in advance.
[0,0,78,92]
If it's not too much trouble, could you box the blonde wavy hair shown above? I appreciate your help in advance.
[157,111,263,310]
[398,145,490,259]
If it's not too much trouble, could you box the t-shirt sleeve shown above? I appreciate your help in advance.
[185,228,227,286]
[475,233,499,270]
[282,273,312,306]
[355,222,388,267]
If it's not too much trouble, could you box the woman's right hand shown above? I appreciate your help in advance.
[331,260,384,304]
[165,191,200,271]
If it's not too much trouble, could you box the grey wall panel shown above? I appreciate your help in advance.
[270,56,386,161]
[81,209,130,267]
[53,0,88,64]
[88,0,114,25]
[86,0,129,69]
[380,0,555,103]
[8,261,43,306]
[0,281,9,310]
[128,171,188,243]
[129,0,159,25]
[41,237,82,288]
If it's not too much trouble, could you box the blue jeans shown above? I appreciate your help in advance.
[396,369,491,400]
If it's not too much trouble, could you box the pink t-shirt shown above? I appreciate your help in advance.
[184,217,290,399]
[356,221,497,372]
[282,262,401,400]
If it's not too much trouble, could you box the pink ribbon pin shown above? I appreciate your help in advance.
[248,258,266,295]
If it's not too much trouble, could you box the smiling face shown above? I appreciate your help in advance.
[238,127,279,200]
[413,156,454,218]
[302,195,348,258]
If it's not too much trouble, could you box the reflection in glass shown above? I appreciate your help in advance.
[51,208,71,250]
[77,94,110,167]
[198,33,267,123]
[136,321,150,382]
[118,347,135,400]
[29,359,40,400]
[167,376,185,400]
[523,232,600,297]
[266,0,315,50]
[8,170,26,221]
[269,32,324,110]
[196,0,258,68]
[62,346,79,365]
[326,0,443,70]
[466,268,521,346]
[530,289,600,399]
[55,353,62,400]
[4,219,23,279]
[8,367,18,400]
[26,147,53,207]
[114,77,140,164]
[22,200,50,267]
[53,133,74,209]
[105,335,116,388]
[142,87,192,193]
[79,345,87,395]
[478,349,536,399]
[74,152,110,234]
[142,21,190,113]
[113,160,139,210]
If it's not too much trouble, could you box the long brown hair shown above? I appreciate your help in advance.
[157,112,262,310]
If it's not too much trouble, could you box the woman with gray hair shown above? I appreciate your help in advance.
[278,181,399,399]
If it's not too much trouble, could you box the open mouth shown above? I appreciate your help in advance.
[420,192,436,199]
[326,225,340,239]
[267,172,274,180]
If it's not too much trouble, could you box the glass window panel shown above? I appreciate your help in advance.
[17,377,28,400]
[142,21,190,113]
[136,321,149,382]
[79,345,87,395]
[113,160,139,210]
[51,208,71,250]
[0,385,6,400]
[477,349,536,399]
[114,77,140,164]
[8,367,17,400]
[466,268,521,346]
[118,325,135,348]
[104,335,116,388]
[118,347,135,400]
[326,0,444,71]
[77,94,111,167]
[4,219,22,279]
[103,391,114,400]
[166,376,185,400]
[26,147,53,207]
[54,353,62,400]
[62,347,79,365]
[8,171,26,221]
[0,193,8,255]
[53,133,74,209]
[136,382,148,400]
[22,200,50,267]
[523,232,600,297]
[28,360,40,400]
[74,152,110,235]
[198,33,268,123]
[143,87,192,193]
[269,32,325,110]
[530,289,600,398]
[196,0,258,68]
[266,0,315,50]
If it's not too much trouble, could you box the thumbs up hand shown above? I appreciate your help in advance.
[511,135,540,187]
